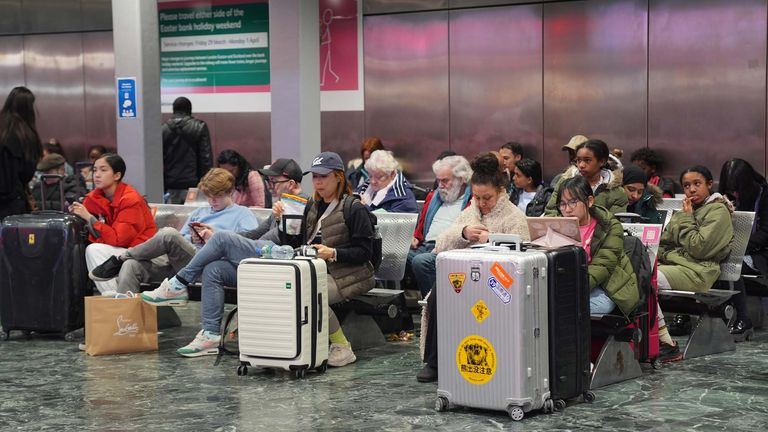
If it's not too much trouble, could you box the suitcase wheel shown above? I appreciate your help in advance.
[64,332,77,342]
[583,390,596,403]
[507,405,524,421]
[543,399,554,414]
[435,396,449,412]
[316,361,328,374]
[650,359,662,370]
[554,399,567,412]
[237,364,249,376]
[0,329,8,341]
[294,369,306,379]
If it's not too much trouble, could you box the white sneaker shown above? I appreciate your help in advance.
[328,343,356,367]
[177,330,221,358]
[140,278,188,306]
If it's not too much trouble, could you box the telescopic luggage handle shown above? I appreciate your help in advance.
[38,174,66,212]
[489,233,522,251]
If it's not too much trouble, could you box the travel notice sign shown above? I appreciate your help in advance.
[159,0,270,112]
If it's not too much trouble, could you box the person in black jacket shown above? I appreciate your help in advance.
[0,86,42,220]
[31,153,86,211]
[509,158,552,216]
[162,97,213,204]
[718,158,768,340]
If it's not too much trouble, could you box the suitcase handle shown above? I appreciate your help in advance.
[489,233,522,251]
[317,293,323,332]
[39,174,66,211]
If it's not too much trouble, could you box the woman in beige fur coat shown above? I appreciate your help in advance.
[417,152,530,383]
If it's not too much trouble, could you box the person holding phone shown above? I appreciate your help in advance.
[87,168,258,295]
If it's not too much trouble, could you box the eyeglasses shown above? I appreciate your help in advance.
[268,179,292,186]
[558,199,581,210]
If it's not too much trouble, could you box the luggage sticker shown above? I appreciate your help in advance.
[490,262,514,289]
[472,300,489,323]
[27,233,35,245]
[487,277,511,304]
[456,335,496,385]
[470,264,481,282]
[449,273,466,293]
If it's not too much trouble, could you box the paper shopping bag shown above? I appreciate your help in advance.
[85,296,158,356]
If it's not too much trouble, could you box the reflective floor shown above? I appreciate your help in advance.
[1,304,768,431]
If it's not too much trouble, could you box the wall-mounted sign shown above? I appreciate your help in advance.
[117,77,137,119]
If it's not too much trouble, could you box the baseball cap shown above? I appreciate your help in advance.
[258,158,303,183]
[304,152,345,175]
[562,135,589,151]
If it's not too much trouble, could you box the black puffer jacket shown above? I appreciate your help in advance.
[162,114,213,189]
[510,184,553,217]
[31,174,86,211]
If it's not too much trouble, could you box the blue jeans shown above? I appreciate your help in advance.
[409,243,437,297]
[590,287,616,314]
[175,231,274,334]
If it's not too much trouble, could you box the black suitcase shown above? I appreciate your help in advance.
[544,245,593,407]
[0,175,89,340]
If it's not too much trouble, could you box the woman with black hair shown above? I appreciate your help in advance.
[656,165,734,360]
[718,158,768,340]
[69,153,157,294]
[417,152,530,383]
[545,139,628,216]
[0,86,42,220]
[217,149,267,208]
[509,158,552,216]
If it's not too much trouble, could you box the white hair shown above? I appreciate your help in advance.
[364,150,399,174]
[432,155,472,184]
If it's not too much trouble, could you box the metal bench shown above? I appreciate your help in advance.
[657,198,682,227]
[658,210,755,359]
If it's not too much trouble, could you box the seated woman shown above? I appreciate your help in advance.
[718,158,766,340]
[87,168,258,293]
[217,149,268,208]
[622,164,663,224]
[417,152,530,383]
[142,152,375,367]
[545,139,628,216]
[509,158,552,217]
[656,165,734,361]
[355,149,418,213]
[68,153,157,294]
[555,176,639,316]
[346,136,385,188]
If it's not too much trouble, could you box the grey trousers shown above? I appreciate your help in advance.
[116,227,197,293]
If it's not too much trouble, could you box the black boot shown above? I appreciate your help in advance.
[416,364,438,383]
[668,314,692,336]
[730,318,754,342]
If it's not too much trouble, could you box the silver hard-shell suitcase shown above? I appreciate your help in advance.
[435,246,551,420]
[236,257,329,378]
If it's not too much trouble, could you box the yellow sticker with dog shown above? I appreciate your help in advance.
[456,335,496,385]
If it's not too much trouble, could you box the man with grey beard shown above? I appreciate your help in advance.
[408,155,472,297]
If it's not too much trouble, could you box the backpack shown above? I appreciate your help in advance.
[343,195,383,271]
[623,232,653,314]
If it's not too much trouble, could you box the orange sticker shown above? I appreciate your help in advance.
[490,262,513,289]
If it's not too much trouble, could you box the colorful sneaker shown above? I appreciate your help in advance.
[177,330,221,357]
[89,256,123,281]
[140,278,188,306]
[328,343,356,367]
[659,340,683,363]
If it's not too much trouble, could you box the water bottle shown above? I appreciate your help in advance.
[259,244,295,259]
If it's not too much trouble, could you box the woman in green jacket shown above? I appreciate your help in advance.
[656,165,734,362]
[556,176,639,316]
[546,139,628,216]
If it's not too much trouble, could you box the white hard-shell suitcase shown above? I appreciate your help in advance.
[435,247,551,420]
[236,257,329,378]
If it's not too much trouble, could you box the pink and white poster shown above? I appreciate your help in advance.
[319,0,364,111]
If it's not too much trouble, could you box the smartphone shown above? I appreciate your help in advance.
[188,223,206,244]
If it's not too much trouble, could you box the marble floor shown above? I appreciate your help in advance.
[1,304,768,432]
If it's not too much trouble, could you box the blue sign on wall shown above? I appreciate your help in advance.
[117,77,137,119]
